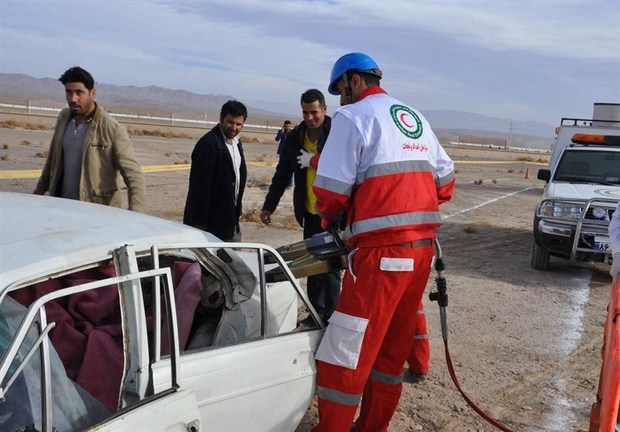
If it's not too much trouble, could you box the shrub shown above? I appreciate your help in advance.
[246,175,272,189]
[517,156,535,162]
[240,204,262,223]
[240,135,259,143]
[0,120,19,128]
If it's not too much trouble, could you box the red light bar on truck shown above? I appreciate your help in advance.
[571,133,620,146]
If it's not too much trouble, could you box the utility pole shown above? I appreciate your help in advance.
[507,122,514,149]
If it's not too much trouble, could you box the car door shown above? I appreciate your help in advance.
[94,245,202,432]
[96,390,200,432]
[146,241,325,432]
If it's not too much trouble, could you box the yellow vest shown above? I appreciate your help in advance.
[304,132,318,214]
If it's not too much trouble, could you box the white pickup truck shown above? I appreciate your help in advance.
[532,103,620,270]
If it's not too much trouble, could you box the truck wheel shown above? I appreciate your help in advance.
[531,243,550,270]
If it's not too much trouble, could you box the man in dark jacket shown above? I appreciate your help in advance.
[275,120,292,157]
[183,100,248,241]
[275,120,293,187]
[261,89,341,324]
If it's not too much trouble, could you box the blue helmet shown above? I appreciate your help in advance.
[328,52,382,95]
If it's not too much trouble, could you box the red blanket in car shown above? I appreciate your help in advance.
[11,261,202,413]
[12,265,123,412]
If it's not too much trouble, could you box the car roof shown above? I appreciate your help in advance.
[0,192,216,290]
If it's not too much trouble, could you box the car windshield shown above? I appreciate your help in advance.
[554,149,620,185]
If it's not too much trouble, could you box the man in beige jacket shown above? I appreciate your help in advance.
[34,66,145,212]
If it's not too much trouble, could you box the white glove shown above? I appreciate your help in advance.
[297,149,314,169]
[611,253,620,282]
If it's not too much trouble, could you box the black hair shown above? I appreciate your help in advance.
[300,88,326,107]
[220,100,248,120]
[346,70,381,88]
[284,120,291,125]
[59,66,95,90]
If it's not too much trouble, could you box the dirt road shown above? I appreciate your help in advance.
[0,126,611,431]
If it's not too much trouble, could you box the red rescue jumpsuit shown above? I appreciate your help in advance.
[312,87,455,432]
[407,302,430,376]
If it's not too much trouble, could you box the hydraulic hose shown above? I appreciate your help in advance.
[429,239,515,432]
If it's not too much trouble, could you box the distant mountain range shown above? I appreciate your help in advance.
[0,72,555,146]
[0,73,277,120]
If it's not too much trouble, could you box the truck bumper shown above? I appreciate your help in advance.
[534,217,612,263]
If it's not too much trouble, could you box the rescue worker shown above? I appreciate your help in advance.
[311,52,456,432]
[610,201,620,281]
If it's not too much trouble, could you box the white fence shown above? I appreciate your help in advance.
[1,100,553,151]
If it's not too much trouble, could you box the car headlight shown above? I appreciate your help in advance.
[538,200,584,219]
[592,207,607,219]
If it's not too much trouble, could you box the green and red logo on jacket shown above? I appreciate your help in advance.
[390,104,423,139]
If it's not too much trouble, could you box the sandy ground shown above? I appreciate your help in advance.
[0,124,612,432]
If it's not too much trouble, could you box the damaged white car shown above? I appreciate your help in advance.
[0,192,326,432]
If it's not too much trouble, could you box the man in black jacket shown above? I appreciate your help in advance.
[183,100,248,241]
[261,89,341,324]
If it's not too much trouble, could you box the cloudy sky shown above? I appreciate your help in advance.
[1,0,619,127]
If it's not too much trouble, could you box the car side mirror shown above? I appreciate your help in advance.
[537,169,551,182]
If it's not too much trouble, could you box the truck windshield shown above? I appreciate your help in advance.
[554,149,620,185]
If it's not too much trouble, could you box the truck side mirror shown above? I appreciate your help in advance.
[537,169,551,182]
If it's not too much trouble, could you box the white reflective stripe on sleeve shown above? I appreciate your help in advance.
[315,311,369,370]
[437,169,455,187]
[380,257,414,272]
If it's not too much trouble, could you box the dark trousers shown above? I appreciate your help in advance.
[303,212,342,322]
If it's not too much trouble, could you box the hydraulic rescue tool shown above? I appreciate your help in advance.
[264,228,349,282]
